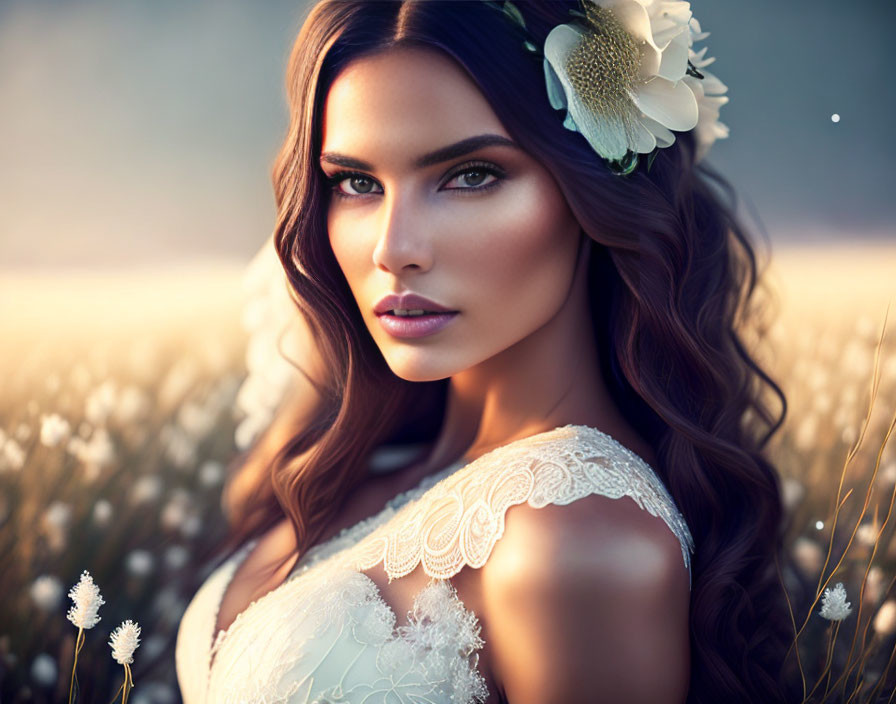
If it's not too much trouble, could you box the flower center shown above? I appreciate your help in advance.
[565,5,643,144]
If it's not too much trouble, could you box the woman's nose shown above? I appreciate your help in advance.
[371,193,434,274]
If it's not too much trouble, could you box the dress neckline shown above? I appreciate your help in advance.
[205,423,657,681]
[206,451,472,676]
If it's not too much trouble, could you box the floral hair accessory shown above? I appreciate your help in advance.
[494,0,729,175]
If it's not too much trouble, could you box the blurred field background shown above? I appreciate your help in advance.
[1,0,895,701]
[0,240,893,702]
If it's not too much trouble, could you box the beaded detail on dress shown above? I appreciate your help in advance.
[175,424,694,704]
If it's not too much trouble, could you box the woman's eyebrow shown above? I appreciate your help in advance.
[319,133,519,171]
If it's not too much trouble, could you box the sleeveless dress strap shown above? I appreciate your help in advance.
[347,425,695,589]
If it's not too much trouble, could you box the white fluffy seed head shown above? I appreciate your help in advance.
[819,582,852,621]
[108,619,142,665]
[66,570,105,629]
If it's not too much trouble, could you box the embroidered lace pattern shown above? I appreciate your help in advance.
[176,424,694,704]
[352,424,694,583]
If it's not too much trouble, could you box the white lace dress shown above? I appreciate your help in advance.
[175,424,695,704]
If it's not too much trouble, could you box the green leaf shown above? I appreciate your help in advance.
[608,151,639,176]
[502,1,527,29]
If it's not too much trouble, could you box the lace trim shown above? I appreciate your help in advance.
[208,565,488,704]
[349,424,695,588]
[204,457,468,678]
[294,459,466,574]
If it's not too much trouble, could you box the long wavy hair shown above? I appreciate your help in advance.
[210,1,800,701]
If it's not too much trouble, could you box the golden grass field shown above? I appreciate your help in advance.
[0,240,894,703]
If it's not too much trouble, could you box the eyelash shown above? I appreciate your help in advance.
[324,160,505,200]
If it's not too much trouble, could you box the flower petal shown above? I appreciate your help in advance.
[651,6,692,50]
[566,93,631,160]
[639,115,676,148]
[599,0,662,76]
[689,16,710,42]
[632,76,698,131]
[698,69,728,96]
[630,118,658,154]
[656,34,690,82]
[682,74,704,100]
[543,24,587,133]
[543,22,583,69]
[542,58,568,111]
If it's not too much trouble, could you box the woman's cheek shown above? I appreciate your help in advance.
[462,180,575,318]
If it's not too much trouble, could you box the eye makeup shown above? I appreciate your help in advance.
[324,160,507,200]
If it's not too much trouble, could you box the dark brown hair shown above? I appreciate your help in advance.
[213,2,799,701]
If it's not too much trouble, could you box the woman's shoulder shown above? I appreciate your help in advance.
[478,489,692,703]
[482,484,692,592]
[475,423,692,606]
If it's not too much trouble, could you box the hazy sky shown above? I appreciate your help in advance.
[0,0,894,271]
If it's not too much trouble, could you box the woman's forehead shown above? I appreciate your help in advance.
[320,46,510,168]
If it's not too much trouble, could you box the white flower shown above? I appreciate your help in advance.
[873,599,896,636]
[856,521,879,547]
[29,575,64,612]
[864,566,885,604]
[682,17,729,163]
[85,380,118,426]
[161,424,197,469]
[108,619,141,665]
[114,386,150,424]
[878,460,896,487]
[30,653,57,687]
[542,0,725,164]
[819,582,853,621]
[41,501,72,552]
[163,545,190,571]
[128,681,177,704]
[40,413,71,447]
[0,438,25,473]
[15,422,31,442]
[177,400,217,439]
[180,514,202,539]
[781,477,805,512]
[92,499,113,526]
[125,549,154,578]
[792,536,823,577]
[66,570,105,629]
[198,460,224,487]
[235,237,306,450]
[161,489,193,531]
[72,428,116,480]
[130,474,163,506]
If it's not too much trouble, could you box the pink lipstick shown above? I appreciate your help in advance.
[376,311,459,339]
[373,291,459,339]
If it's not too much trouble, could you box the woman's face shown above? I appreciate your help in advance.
[320,46,583,382]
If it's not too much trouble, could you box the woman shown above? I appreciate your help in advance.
[176,1,798,702]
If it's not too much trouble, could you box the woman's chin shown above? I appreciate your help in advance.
[383,354,459,384]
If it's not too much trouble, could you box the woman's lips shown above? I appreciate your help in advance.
[376,311,459,339]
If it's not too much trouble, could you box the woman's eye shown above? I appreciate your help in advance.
[329,175,382,198]
[444,167,500,190]
[325,162,504,200]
